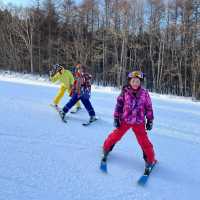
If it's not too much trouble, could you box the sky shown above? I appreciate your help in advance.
[2,0,82,7]
[3,0,30,7]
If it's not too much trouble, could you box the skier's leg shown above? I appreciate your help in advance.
[143,151,148,162]
[132,123,156,164]
[54,85,67,105]
[63,93,79,113]
[66,88,81,111]
[103,122,130,153]
[80,96,95,117]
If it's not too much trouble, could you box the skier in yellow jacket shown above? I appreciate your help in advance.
[49,64,81,112]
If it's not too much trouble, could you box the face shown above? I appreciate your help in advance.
[129,77,141,90]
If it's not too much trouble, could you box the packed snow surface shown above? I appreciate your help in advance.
[0,72,200,200]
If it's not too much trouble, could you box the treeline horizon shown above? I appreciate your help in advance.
[0,0,200,99]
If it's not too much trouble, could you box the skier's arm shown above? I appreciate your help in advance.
[67,71,75,90]
[69,74,74,84]
[114,92,124,119]
[50,72,60,83]
[74,76,81,95]
[145,91,154,122]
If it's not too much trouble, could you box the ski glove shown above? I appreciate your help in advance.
[146,120,153,131]
[114,118,120,128]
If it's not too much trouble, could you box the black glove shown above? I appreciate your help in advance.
[146,120,153,131]
[114,118,120,128]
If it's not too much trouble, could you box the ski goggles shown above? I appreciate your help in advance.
[128,71,144,79]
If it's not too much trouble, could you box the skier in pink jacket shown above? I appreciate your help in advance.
[101,71,157,170]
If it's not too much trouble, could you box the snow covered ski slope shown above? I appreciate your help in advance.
[0,78,200,200]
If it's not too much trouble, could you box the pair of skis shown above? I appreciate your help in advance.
[50,104,98,126]
[100,158,157,185]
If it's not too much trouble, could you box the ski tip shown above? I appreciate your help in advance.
[100,161,107,173]
[137,175,148,186]
[82,118,98,126]
[82,123,89,126]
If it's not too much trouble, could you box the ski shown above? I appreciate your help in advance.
[137,162,157,185]
[100,158,107,173]
[59,111,67,123]
[82,117,98,126]
[50,104,67,123]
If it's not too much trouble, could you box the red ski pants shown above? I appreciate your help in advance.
[103,122,155,163]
